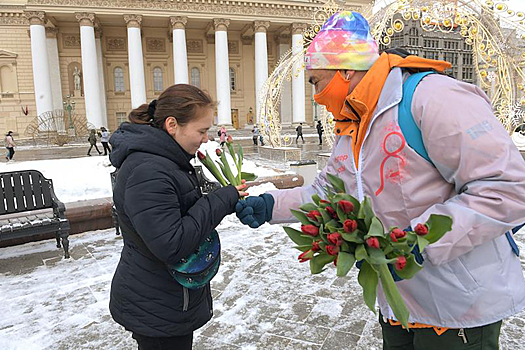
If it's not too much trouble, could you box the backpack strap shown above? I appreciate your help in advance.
[398,71,435,165]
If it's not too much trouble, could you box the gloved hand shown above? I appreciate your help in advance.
[235,193,274,228]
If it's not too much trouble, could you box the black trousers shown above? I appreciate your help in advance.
[318,133,323,144]
[87,144,102,155]
[296,134,304,142]
[102,142,111,155]
[132,332,193,350]
[253,136,258,145]
[6,147,14,160]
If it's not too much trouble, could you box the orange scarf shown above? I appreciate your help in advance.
[335,53,452,168]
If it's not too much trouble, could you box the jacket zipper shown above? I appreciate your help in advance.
[183,287,189,312]
[458,328,468,343]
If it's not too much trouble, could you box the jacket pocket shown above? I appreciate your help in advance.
[448,256,481,293]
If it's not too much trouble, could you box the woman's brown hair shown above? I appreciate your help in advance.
[128,84,215,128]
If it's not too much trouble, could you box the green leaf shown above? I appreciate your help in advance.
[300,203,319,212]
[378,263,410,329]
[341,232,365,244]
[336,252,356,277]
[241,172,258,181]
[357,261,379,313]
[290,209,314,226]
[203,151,229,186]
[326,173,346,193]
[366,247,398,265]
[357,196,374,228]
[219,152,239,186]
[425,214,453,244]
[311,194,321,206]
[310,253,335,274]
[355,244,368,261]
[320,208,332,223]
[394,254,423,280]
[365,217,385,238]
[336,205,347,223]
[390,241,413,255]
[294,245,313,252]
[283,227,313,246]
[325,219,341,232]
[416,235,429,252]
[333,193,360,214]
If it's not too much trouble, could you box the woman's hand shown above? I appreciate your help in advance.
[236,179,249,198]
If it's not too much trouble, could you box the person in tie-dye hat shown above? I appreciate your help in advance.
[236,10,525,350]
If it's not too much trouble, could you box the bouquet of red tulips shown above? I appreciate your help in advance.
[197,135,257,187]
[284,173,452,329]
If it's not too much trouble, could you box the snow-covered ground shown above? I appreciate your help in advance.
[0,141,284,204]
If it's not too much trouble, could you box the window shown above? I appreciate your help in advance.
[229,67,236,92]
[153,67,163,92]
[114,67,124,92]
[190,67,200,88]
[116,112,127,126]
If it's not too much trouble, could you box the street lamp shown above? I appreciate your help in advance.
[63,95,75,129]
[311,97,318,122]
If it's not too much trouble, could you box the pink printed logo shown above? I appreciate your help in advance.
[375,131,407,196]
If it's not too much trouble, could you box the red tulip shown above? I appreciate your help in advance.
[325,206,338,219]
[298,250,314,263]
[389,232,398,242]
[306,210,322,222]
[327,233,344,247]
[366,237,380,249]
[415,223,428,236]
[343,219,358,233]
[395,256,407,271]
[312,241,321,252]
[301,225,319,237]
[391,228,406,239]
[215,148,222,156]
[197,150,206,160]
[227,135,233,143]
[320,200,331,204]
[338,200,354,214]
[333,257,338,266]
[326,245,339,256]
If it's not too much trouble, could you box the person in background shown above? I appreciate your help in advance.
[252,125,260,146]
[100,127,111,155]
[219,126,227,147]
[295,122,304,143]
[109,84,247,350]
[316,120,324,145]
[87,129,102,156]
[5,131,15,161]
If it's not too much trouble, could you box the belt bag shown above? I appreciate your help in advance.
[118,216,220,290]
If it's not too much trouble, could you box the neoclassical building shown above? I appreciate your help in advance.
[0,0,366,136]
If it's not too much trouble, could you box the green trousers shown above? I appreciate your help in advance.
[380,314,502,350]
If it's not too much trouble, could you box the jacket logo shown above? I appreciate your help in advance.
[375,131,407,196]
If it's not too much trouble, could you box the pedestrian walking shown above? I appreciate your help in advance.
[316,120,324,145]
[87,129,102,156]
[109,84,247,350]
[295,123,304,143]
[100,127,111,155]
[219,126,227,147]
[252,126,260,145]
[235,11,525,350]
[5,131,15,161]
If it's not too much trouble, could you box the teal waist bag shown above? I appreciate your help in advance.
[167,230,221,290]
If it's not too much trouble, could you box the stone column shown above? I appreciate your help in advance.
[214,18,232,126]
[276,34,292,126]
[292,23,307,125]
[254,21,270,124]
[76,12,105,128]
[25,11,53,117]
[170,16,189,84]
[45,27,63,112]
[124,14,147,108]
[95,27,108,127]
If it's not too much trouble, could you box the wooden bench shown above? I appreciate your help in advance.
[0,170,71,258]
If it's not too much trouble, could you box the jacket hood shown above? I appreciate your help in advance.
[109,123,193,170]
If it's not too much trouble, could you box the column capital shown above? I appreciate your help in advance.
[75,12,96,27]
[170,16,188,30]
[45,27,59,38]
[94,27,103,39]
[24,11,46,26]
[124,14,142,28]
[291,22,308,35]
[213,18,230,32]
[275,33,291,45]
[254,21,270,34]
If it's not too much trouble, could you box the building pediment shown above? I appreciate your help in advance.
[0,50,18,59]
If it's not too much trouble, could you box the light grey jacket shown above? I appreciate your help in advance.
[268,68,525,328]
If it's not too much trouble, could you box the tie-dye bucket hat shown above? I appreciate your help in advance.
[305,11,379,71]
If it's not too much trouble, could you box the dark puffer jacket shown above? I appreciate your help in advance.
[108,123,239,337]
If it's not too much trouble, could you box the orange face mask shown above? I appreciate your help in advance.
[313,71,351,121]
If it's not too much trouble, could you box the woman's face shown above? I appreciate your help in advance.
[169,107,213,155]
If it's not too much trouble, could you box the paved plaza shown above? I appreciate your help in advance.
[1,215,525,349]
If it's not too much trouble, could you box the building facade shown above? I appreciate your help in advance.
[0,0,366,137]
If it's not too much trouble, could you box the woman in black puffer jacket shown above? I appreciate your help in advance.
[109,84,246,350]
